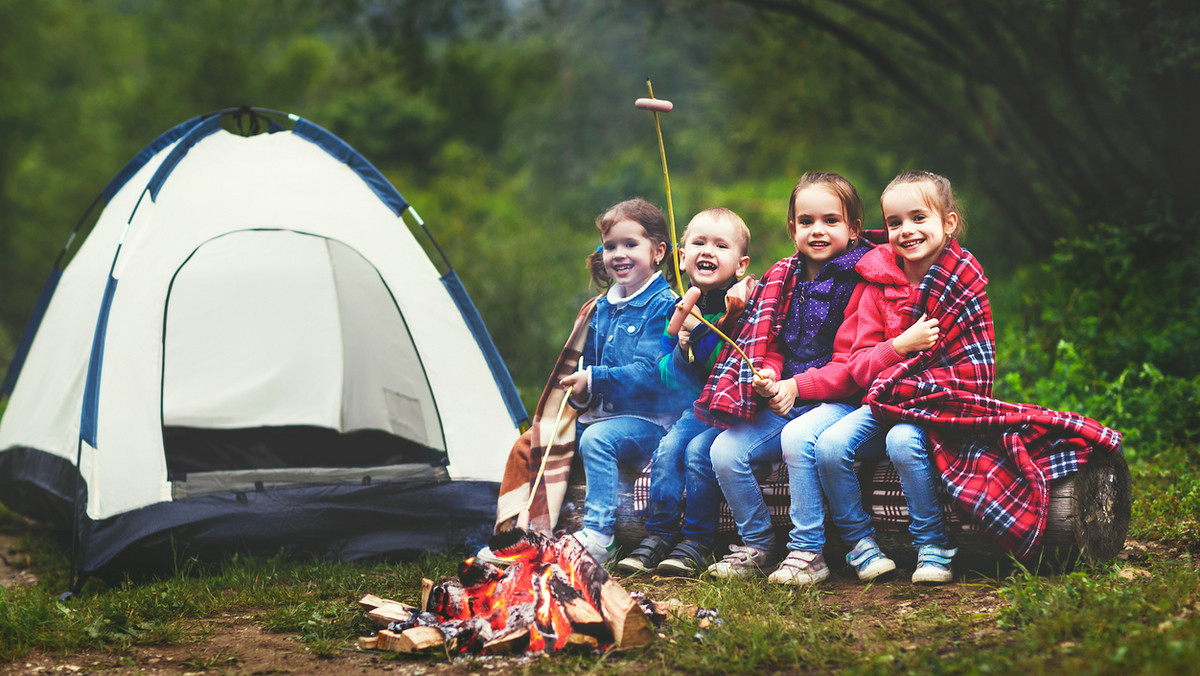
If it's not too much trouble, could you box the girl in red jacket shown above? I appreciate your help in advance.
[809,171,970,585]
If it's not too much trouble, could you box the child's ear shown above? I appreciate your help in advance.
[944,211,960,238]
[654,240,668,266]
[736,254,750,278]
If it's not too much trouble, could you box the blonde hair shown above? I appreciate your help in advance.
[681,207,751,255]
[882,171,967,238]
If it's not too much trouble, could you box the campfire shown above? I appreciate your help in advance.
[358,528,657,655]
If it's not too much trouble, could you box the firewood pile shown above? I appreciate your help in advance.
[357,528,663,655]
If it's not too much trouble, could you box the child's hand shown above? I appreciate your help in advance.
[893,313,940,356]
[767,378,799,415]
[677,328,692,353]
[559,371,589,402]
[752,368,778,398]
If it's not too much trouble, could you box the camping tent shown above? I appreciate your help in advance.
[0,108,527,581]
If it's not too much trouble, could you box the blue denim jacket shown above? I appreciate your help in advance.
[581,274,680,417]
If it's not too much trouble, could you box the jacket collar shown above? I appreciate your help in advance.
[605,271,666,307]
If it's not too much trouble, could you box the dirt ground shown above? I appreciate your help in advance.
[0,535,1160,675]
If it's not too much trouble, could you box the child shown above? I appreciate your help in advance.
[559,197,681,565]
[813,171,965,585]
[696,172,872,578]
[615,208,751,576]
[820,171,1123,575]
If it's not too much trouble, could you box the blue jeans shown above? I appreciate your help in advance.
[710,405,815,550]
[579,416,665,536]
[815,404,950,549]
[778,402,858,552]
[644,409,723,548]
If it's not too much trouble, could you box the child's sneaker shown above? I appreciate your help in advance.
[616,535,673,574]
[912,544,957,584]
[706,544,777,578]
[655,539,713,577]
[767,550,830,586]
[845,536,896,581]
[570,528,616,565]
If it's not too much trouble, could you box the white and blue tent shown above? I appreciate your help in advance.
[0,108,527,582]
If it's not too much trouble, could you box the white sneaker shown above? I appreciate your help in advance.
[912,545,956,584]
[767,550,830,586]
[570,529,616,565]
[706,544,777,578]
[845,536,896,582]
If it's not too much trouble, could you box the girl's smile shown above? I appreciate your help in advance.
[601,218,666,296]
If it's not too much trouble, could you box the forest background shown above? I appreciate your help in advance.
[1,0,1197,468]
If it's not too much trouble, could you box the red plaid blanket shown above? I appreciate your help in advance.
[694,253,800,428]
[865,240,1123,559]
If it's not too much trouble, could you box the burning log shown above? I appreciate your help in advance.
[358,528,656,656]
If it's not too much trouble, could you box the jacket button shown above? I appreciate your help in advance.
[604,403,613,412]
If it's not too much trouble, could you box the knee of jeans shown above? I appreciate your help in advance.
[813,434,845,471]
[780,434,815,468]
[885,426,927,466]
[708,437,740,475]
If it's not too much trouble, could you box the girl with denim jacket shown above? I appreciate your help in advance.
[559,198,681,564]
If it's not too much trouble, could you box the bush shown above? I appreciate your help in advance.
[992,221,1200,460]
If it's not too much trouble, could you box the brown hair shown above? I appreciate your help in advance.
[786,171,865,244]
[881,171,967,238]
[587,198,676,290]
[682,207,751,255]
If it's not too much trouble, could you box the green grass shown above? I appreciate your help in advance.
[1,450,1198,673]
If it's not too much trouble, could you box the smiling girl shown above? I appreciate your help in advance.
[811,171,968,586]
[557,198,681,564]
[694,172,874,579]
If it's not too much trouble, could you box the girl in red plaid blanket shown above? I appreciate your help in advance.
[807,171,969,585]
[696,172,874,579]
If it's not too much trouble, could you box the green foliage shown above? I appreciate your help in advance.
[995,561,1200,674]
[1129,452,1200,550]
[992,221,1200,459]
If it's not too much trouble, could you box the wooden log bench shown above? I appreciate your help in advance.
[561,448,1131,569]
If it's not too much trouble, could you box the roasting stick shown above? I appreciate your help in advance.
[668,287,767,381]
[523,385,574,514]
[636,79,685,299]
